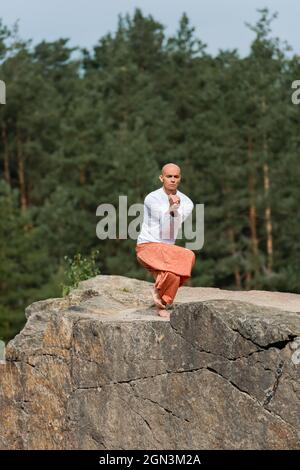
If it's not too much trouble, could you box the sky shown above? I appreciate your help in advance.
[0,0,299,57]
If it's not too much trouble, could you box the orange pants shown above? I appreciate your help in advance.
[136,242,196,305]
[150,270,186,304]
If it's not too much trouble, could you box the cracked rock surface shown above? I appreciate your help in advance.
[1,275,300,449]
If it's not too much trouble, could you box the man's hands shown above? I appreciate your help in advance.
[168,194,180,214]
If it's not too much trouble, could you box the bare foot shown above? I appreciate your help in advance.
[156,307,170,319]
[151,287,165,309]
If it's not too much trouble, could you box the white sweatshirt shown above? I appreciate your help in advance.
[137,186,194,245]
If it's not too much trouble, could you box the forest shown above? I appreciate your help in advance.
[0,7,300,342]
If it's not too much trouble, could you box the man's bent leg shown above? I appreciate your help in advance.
[155,271,181,305]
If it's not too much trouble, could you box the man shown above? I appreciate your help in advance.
[136,163,196,319]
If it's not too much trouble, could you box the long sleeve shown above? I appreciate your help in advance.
[160,201,193,241]
[137,188,194,245]
[143,195,178,241]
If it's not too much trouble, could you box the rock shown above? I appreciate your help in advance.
[0,275,300,449]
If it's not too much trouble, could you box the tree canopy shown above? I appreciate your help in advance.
[1,8,300,341]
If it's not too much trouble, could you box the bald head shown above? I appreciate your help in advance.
[159,162,181,194]
[161,163,181,176]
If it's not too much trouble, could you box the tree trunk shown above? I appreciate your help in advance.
[263,160,273,272]
[79,166,86,185]
[227,227,241,289]
[2,124,11,185]
[16,129,27,212]
[245,271,252,289]
[248,135,259,260]
[223,185,241,288]
[261,97,273,273]
[247,133,261,285]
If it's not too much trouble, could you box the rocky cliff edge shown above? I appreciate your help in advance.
[1,275,300,449]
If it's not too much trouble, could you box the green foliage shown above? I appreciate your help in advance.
[0,7,300,342]
[61,249,101,296]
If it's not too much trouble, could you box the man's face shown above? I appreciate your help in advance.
[160,166,181,191]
